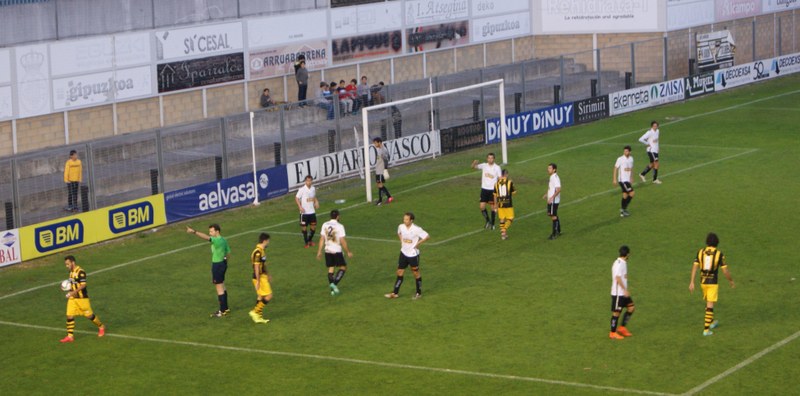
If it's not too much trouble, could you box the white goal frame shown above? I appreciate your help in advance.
[360,79,507,202]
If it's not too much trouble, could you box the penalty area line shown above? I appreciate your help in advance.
[682,329,800,395]
[0,319,675,396]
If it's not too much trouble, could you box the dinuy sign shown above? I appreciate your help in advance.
[287,131,441,188]
[157,53,244,93]
[485,103,574,144]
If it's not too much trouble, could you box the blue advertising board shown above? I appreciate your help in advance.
[485,103,574,144]
[164,165,289,223]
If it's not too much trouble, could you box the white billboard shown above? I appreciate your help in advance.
[330,2,403,38]
[52,66,153,110]
[50,36,114,77]
[0,229,22,268]
[15,44,51,118]
[0,49,11,85]
[540,0,661,33]
[762,0,800,11]
[405,0,470,26]
[287,130,441,188]
[114,32,153,67]
[472,0,529,17]
[471,12,531,43]
[714,59,773,91]
[610,78,685,115]
[156,21,243,61]
[247,10,328,48]
[667,0,715,30]
[0,86,12,119]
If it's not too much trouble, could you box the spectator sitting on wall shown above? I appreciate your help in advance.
[357,75,371,109]
[346,79,359,114]
[371,81,386,105]
[337,80,354,115]
[260,88,275,109]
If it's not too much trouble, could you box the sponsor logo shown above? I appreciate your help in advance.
[486,103,574,144]
[574,96,609,124]
[650,79,685,100]
[612,87,650,110]
[0,230,21,266]
[34,219,83,253]
[685,72,715,97]
[198,180,257,211]
[108,201,154,234]
[753,61,770,80]
[773,53,800,75]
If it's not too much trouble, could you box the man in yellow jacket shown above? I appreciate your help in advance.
[64,150,82,212]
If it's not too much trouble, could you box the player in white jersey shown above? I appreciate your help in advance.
[613,146,636,217]
[471,153,503,229]
[638,121,662,184]
[543,163,562,240]
[385,212,430,300]
[610,245,635,340]
[316,210,353,296]
[295,175,320,248]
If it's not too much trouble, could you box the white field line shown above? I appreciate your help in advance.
[266,230,396,244]
[1,88,791,301]
[0,320,675,396]
[514,88,800,165]
[592,142,753,151]
[682,329,800,395]
[432,148,757,246]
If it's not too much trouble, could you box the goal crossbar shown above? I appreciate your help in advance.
[360,78,507,202]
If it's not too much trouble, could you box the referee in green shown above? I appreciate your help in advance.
[187,224,231,317]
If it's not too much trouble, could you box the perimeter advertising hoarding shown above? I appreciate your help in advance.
[696,30,735,73]
[470,12,532,43]
[15,44,51,118]
[667,0,715,31]
[247,10,328,48]
[286,131,441,189]
[330,1,403,38]
[405,0,469,26]
[762,0,800,12]
[0,229,22,268]
[156,21,243,61]
[715,0,761,22]
[157,53,245,93]
[540,0,661,33]
[164,166,289,223]
[609,78,685,115]
[52,66,153,110]
[574,95,610,124]
[485,103,575,144]
[19,195,167,261]
[684,72,716,98]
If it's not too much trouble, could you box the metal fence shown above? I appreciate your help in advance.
[0,0,329,47]
[2,16,799,230]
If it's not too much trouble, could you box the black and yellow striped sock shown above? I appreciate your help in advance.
[704,308,714,330]
[66,318,75,337]
[88,314,103,328]
[254,300,265,315]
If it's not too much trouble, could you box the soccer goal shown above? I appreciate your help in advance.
[360,78,507,202]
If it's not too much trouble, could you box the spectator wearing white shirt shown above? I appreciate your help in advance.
[385,212,430,300]
[638,121,662,184]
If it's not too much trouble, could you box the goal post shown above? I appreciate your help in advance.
[360,79,507,203]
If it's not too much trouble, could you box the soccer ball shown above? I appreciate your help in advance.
[60,279,71,291]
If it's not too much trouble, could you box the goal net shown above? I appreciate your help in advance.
[359,79,507,203]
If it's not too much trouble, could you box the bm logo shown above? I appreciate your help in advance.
[35,219,84,252]
[109,202,154,233]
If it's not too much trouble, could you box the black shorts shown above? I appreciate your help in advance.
[299,213,317,226]
[211,260,227,284]
[324,252,347,268]
[647,152,659,163]
[618,182,634,193]
[375,174,386,184]
[547,203,559,216]
[480,188,494,203]
[397,253,420,269]
[611,295,634,312]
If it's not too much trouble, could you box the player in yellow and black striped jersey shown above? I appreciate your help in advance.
[689,233,735,336]
[248,233,272,324]
[61,255,105,343]
[493,169,516,240]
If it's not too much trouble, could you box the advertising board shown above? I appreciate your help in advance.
[485,103,574,144]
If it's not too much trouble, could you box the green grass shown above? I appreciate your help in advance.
[2,74,800,395]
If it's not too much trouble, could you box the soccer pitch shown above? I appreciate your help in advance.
[1,75,799,395]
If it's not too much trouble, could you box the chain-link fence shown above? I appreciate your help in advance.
[3,15,799,230]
